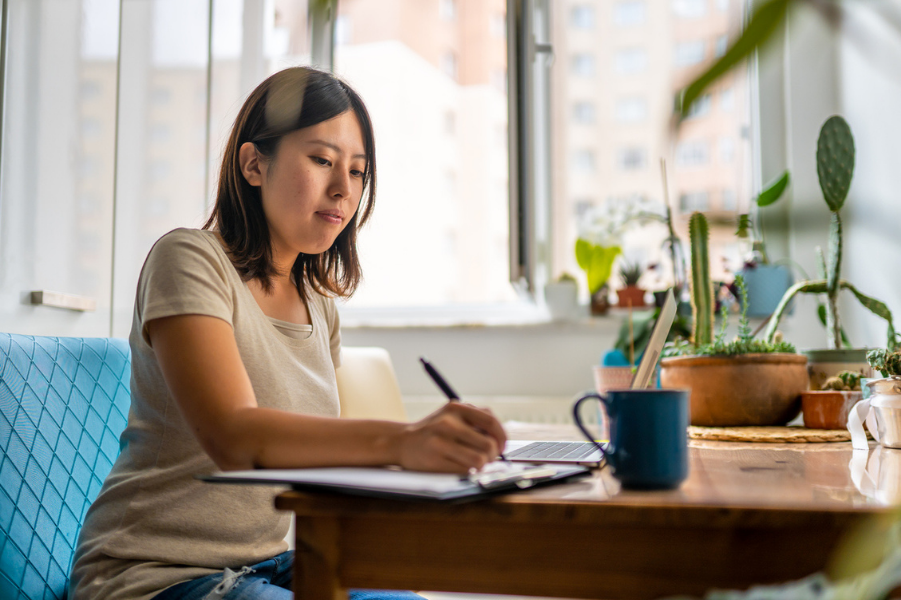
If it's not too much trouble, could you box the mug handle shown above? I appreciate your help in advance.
[572,393,609,465]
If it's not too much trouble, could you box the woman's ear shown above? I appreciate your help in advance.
[238,142,264,187]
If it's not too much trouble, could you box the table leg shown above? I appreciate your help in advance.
[294,515,347,600]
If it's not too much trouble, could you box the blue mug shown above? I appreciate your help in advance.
[573,389,690,490]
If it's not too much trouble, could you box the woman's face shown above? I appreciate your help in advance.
[249,110,367,259]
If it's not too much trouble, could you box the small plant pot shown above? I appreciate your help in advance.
[616,286,646,308]
[801,390,862,430]
[738,264,794,318]
[803,348,873,391]
[543,281,578,320]
[590,286,610,316]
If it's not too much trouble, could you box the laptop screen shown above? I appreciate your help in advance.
[630,289,677,389]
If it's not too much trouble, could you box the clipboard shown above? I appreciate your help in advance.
[200,462,590,502]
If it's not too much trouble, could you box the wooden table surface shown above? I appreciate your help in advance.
[276,424,892,600]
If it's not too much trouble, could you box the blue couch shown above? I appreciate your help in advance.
[0,333,131,599]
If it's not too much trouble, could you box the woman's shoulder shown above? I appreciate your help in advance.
[148,228,226,264]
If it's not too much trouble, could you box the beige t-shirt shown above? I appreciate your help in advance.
[69,228,342,600]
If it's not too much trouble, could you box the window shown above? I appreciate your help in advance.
[573,101,596,124]
[684,94,711,119]
[573,149,596,173]
[721,88,735,111]
[722,189,737,211]
[617,147,647,171]
[440,52,458,80]
[679,191,709,212]
[150,123,170,143]
[571,53,596,77]
[715,34,728,58]
[675,40,705,67]
[673,0,707,19]
[82,118,101,139]
[335,15,352,44]
[614,1,647,27]
[719,136,735,163]
[490,13,506,38]
[615,97,647,122]
[675,140,709,167]
[570,6,595,29]
[615,48,648,74]
[439,0,456,21]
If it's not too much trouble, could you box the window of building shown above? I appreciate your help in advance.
[439,0,456,21]
[617,147,647,171]
[675,140,710,167]
[615,48,648,74]
[81,118,101,139]
[149,123,170,143]
[675,40,705,67]
[571,53,596,77]
[679,191,709,212]
[573,101,596,124]
[673,0,707,19]
[570,5,595,29]
[490,13,506,38]
[614,1,647,27]
[715,34,728,58]
[150,87,170,105]
[684,94,711,119]
[440,51,458,80]
[574,149,596,173]
[722,189,737,211]
[721,87,735,111]
[615,97,647,122]
[719,136,735,163]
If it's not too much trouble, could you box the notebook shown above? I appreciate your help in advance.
[201,462,590,501]
[506,289,677,465]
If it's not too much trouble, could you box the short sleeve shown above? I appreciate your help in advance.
[323,296,341,367]
[137,229,235,345]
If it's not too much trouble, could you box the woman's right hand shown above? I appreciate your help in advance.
[395,402,507,474]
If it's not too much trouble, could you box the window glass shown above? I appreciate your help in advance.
[334,0,514,307]
[571,53,597,77]
[573,102,597,124]
[551,0,751,290]
[614,48,648,74]
[614,1,647,27]
[570,6,596,30]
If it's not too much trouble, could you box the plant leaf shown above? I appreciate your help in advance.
[587,245,622,294]
[756,171,790,207]
[575,238,592,271]
[676,0,790,118]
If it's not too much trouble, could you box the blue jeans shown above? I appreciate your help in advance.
[151,551,424,600]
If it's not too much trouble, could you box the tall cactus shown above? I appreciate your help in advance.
[765,116,896,350]
[689,212,714,346]
[817,115,855,349]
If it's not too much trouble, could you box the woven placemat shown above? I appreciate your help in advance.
[689,425,854,443]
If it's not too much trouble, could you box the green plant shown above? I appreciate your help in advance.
[665,212,795,357]
[821,370,861,391]
[619,260,643,287]
[763,117,895,350]
[867,349,901,378]
[575,238,621,295]
[556,272,577,284]
[736,171,791,265]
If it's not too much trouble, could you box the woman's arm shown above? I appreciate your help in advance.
[147,314,505,474]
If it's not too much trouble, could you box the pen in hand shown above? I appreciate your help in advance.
[419,356,508,462]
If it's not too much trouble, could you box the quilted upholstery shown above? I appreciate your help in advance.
[0,333,131,600]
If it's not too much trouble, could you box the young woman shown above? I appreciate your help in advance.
[70,67,506,600]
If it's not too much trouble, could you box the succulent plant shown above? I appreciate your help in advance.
[821,370,861,391]
[619,260,643,287]
[867,348,901,379]
[764,116,895,349]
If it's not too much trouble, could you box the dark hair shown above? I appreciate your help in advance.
[204,66,376,300]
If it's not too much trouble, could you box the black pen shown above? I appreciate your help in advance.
[419,356,508,462]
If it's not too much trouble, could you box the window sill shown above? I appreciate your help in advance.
[337,302,641,331]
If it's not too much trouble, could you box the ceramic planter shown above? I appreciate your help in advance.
[738,264,793,318]
[543,281,578,320]
[590,285,610,316]
[616,286,646,308]
[801,390,862,429]
[659,353,808,426]
[803,348,873,391]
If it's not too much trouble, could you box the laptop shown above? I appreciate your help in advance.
[505,289,677,465]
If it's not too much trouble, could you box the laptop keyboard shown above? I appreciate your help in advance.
[506,441,601,461]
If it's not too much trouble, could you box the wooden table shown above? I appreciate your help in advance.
[276,426,890,600]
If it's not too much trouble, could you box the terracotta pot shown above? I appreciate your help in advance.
[659,353,808,426]
[616,286,645,308]
[801,390,862,430]
[803,348,873,391]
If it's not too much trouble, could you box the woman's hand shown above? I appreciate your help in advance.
[396,403,507,473]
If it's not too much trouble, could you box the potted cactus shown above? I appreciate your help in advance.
[762,116,894,388]
[616,260,646,308]
[800,370,862,430]
[660,212,808,426]
[543,272,579,321]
